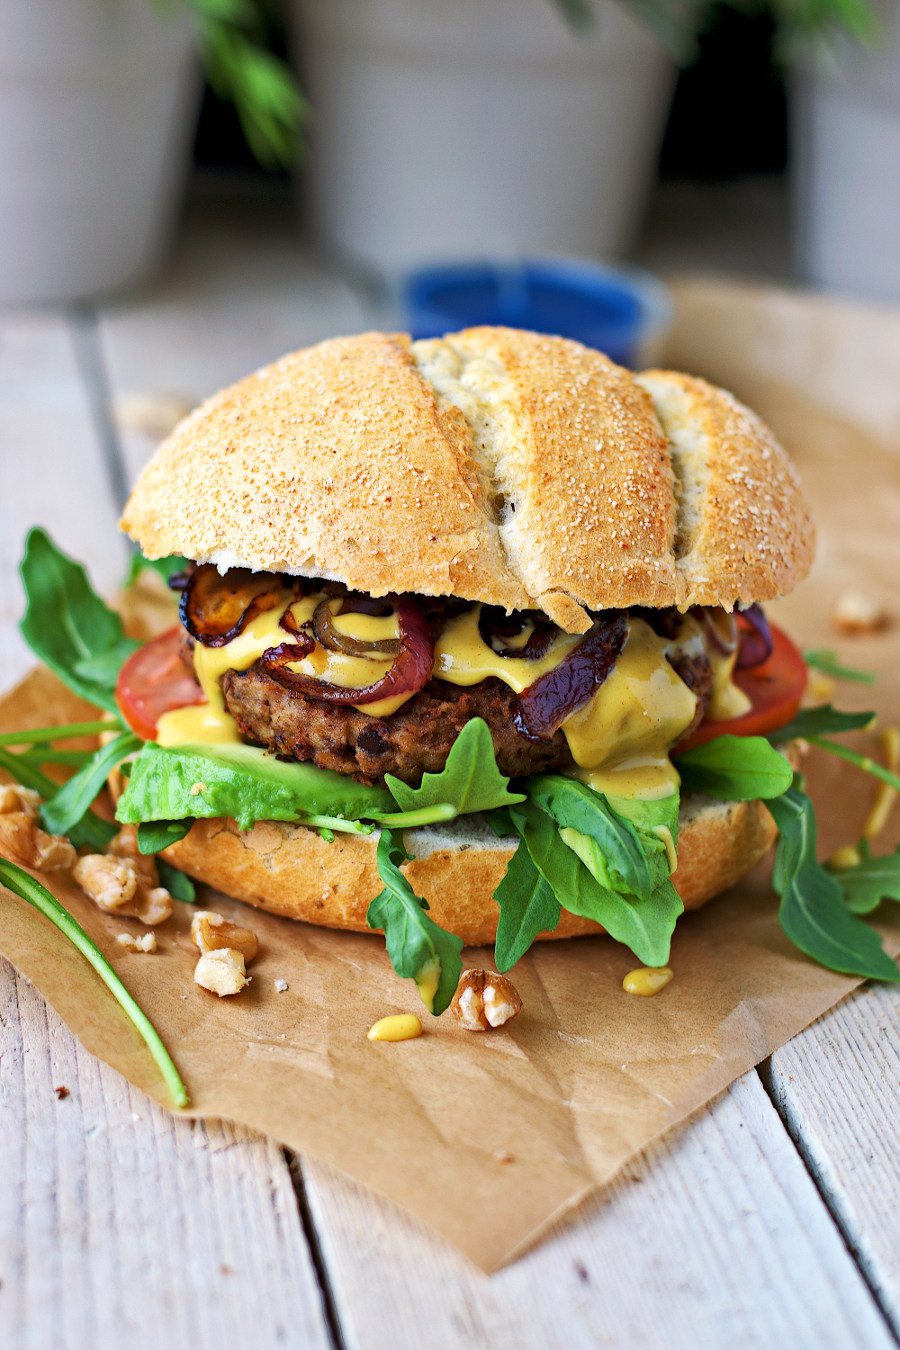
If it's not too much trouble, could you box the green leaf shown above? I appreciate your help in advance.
[771,705,875,742]
[41,732,140,838]
[493,841,560,972]
[137,819,194,855]
[676,735,795,800]
[19,528,139,712]
[156,859,197,903]
[0,747,115,852]
[0,859,189,1107]
[117,741,396,832]
[831,845,900,915]
[125,552,188,587]
[512,801,682,967]
[808,737,900,793]
[804,649,875,685]
[385,718,525,818]
[0,718,121,748]
[527,775,654,899]
[768,783,899,982]
[366,829,463,1015]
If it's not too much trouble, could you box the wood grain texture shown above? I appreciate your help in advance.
[764,984,900,1325]
[300,1073,892,1350]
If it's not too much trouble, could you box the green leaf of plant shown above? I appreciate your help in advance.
[527,775,654,899]
[0,859,189,1107]
[385,718,525,818]
[366,829,462,1015]
[770,704,875,742]
[831,845,900,915]
[676,735,795,800]
[137,819,194,854]
[768,783,899,981]
[156,858,197,903]
[512,801,681,967]
[117,741,396,831]
[804,649,875,685]
[19,528,139,712]
[493,840,560,972]
[41,732,140,837]
[0,747,115,852]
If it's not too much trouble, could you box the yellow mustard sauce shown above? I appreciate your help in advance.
[623,967,674,996]
[415,958,441,1014]
[367,1014,423,1042]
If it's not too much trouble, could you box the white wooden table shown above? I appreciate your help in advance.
[1,191,897,1350]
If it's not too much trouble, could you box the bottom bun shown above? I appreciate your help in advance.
[163,793,777,947]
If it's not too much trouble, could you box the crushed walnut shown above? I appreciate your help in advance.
[190,910,259,963]
[832,589,888,635]
[0,785,77,871]
[116,931,158,954]
[450,969,523,1032]
[74,828,173,927]
[194,948,250,997]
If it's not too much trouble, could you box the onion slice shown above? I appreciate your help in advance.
[692,606,738,657]
[735,604,773,669]
[181,564,282,648]
[478,607,556,661]
[312,598,401,658]
[262,595,434,706]
[516,612,628,740]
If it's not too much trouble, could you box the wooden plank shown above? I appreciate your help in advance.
[301,1072,892,1350]
[764,984,900,1327]
[0,309,332,1350]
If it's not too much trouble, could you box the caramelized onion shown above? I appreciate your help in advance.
[181,564,282,648]
[692,606,738,657]
[478,606,556,660]
[312,598,401,658]
[735,604,773,669]
[262,595,434,706]
[515,612,628,740]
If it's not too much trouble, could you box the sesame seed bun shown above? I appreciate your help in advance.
[120,327,814,635]
[160,792,779,947]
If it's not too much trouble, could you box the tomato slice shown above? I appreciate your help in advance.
[116,628,205,740]
[677,623,808,753]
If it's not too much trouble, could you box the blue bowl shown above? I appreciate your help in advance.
[401,259,671,367]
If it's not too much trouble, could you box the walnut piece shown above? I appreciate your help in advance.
[832,589,888,635]
[191,910,258,963]
[74,854,173,926]
[0,811,77,872]
[450,969,522,1032]
[116,931,158,954]
[0,784,41,818]
[194,948,249,997]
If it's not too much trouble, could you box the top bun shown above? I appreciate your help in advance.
[121,327,814,634]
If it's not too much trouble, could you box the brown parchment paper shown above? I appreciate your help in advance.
[1,281,899,1273]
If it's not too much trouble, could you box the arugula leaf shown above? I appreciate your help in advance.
[831,845,900,915]
[527,775,653,899]
[125,552,188,587]
[137,819,194,854]
[804,649,875,685]
[0,747,115,851]
[117,741,397,831]
[19,528,139,712]
[493,841,560,972]
[366,830,462,1015]
[41,731,140,837]
[768,784,899,982]
[0,859,188,1107]
[385,718,525,818]
[511,801,682,968]
[807,737,900,793]
[771,705,875,742]
[676,735,794,801]
[156,859,197,903]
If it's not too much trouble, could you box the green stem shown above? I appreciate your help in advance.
[19,749,95,766]
[0,860,189,1108]
[373,803,458,829]
[811,736,900,791]
[0,719,121,747]
[294,814,375,836]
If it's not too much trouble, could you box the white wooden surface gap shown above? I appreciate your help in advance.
[0,223,896,1347]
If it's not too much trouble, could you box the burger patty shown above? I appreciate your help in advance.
[219,648,713,786]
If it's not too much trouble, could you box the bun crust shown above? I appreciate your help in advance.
[161,794,778,947]
[121,327,814,635]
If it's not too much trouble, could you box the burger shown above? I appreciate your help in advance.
[17,327,897,1017]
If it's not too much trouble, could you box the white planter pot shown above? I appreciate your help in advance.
[0,0,199,305]
[792,4,900,302]
[291,0,675,274]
